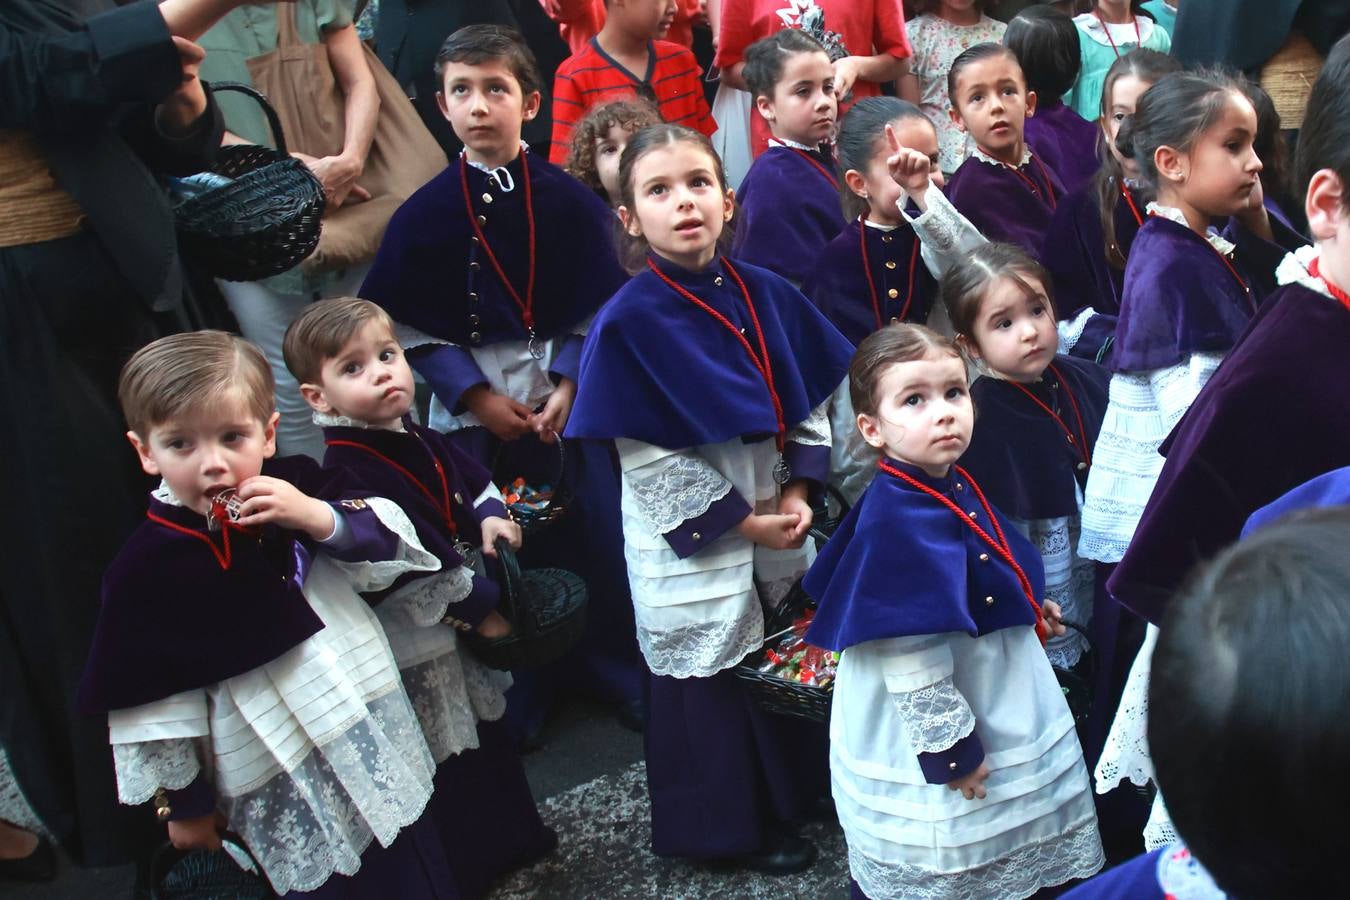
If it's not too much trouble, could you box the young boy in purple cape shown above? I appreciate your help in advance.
[285,298,556,898]
[1006,6,1102,195]
[944,42,1067,260]
[79,332,453,899]
[730,28,847,284]
[358,24,644,739]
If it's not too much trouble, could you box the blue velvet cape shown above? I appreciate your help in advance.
[1025,100,1101,196]
[565,254,854,448]
[359,150,626,347]
[945,150,1066,259]
[804,459,1045,652]
[800,216,937,347]
[1108,282,1350,623]
[958,355,1110,520]
[78,456,380,712]
[1242,465,1350,537]
[732,145,847,284]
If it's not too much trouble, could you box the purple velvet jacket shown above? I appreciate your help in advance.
[945,147,1066,259]
[732,144,848,283]
[1025,99,1101,196]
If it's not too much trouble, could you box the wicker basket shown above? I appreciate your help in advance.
[1051,621,1094,726]
[150,831,274,900]
[175,83,325,282]
[735,630,834,724]
[463,537,588,671]
[492,432,574,537]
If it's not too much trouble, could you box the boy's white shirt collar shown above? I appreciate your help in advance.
[1276,244,1332,298]
[460,141,528,192]
[153,480,184,507]
[971,144,1033,168]
[1145,201,1237,257]
[862,217,900,232]
[312,410,407,432]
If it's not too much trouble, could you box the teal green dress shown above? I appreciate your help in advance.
[1140,0,1176,38]
[1064,12,1172,120]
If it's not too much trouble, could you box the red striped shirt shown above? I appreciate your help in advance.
[550,38,716,164]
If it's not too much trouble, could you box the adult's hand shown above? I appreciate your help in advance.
[155,36,209,135]
[158,0,297,42]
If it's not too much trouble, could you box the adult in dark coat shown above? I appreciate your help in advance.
[1171,0,1350,70]
[0,0,254,872]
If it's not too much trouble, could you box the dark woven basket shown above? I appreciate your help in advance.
[463,537,588,671]
[150,831,274,900]
[735,630,834,724]
[175,83,325,282]
[1051,620,1095,726]
[491,432,574,537]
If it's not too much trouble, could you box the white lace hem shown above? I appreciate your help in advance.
[0,745,50,836]
[1143,791,1177,852]
[401,650,510,763]
[113,739,202,806]
[382,566,475,629]
[1094,625,1157,793]
[848,813,1105,900]
[637,604,764,678]
[627,454,736,535]
[889,678,977,754]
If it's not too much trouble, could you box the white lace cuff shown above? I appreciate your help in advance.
[788,399,832,447]
[889,677,977,753]
[626,452,736,535]
[381,565,476,628]
[1148,354,1224,428]
[1058,307,1097,354]
[901,181,988,280]
[325,496,442,593]
[637,605,764,678]
[113,738,202,806]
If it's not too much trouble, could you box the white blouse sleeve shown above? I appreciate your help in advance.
[877,634,977,753]
[1148,352,1225,429]
[899,182,988,280]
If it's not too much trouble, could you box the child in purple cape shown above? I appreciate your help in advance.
[567,124,855,872]
[944,42,1067,259]
[284,298,555,898]
[731,28,847,284]
[1005,6,1101,195]
[79,332,451,898]
[1040,50,1180,364]
[359,25,644,741]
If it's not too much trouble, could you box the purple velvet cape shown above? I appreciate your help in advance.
[321,418,508,609]
[1041,178,1142,321]
[731,145,847,283]
[565,254,854,449]
[1026,99,1101,196]
[359,151,626,347]
[1107,283,1350,623]
[78,456,392,713]
[804,458,1045,652]
[958,355,1110,520]
[800,216,937,346]
[1242,465,1350,537]
[945,150,1066,259]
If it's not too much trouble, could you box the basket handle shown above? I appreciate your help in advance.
[149,830,274,899]
[493,536,537,637]
[206,81,290,156]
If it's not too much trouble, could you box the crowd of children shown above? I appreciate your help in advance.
[56,4,1350,898]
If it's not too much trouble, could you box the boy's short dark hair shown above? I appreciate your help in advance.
[434,24,543,96]
[282,297,397,386]
[947,43,1022,109]
[742,28,829,101]
[119,331,274,437]
[1150,506,1350,898]
[1003,6,1081,98]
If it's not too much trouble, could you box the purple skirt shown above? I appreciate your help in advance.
[284,810,457,900]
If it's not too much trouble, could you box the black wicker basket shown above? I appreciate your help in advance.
[463,537,588,671]
[735,628,835,724]
[492,432,574,537]
[1051,620,1095,726]
[150,831,274,900]
[174,83,325,282]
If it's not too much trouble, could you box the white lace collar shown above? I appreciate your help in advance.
[152,480,185,507]
[1276,244,1333,298]
[460,142,528,192]
[971,144,1033,169]
[1145,202,1237,257]
[1073,11,1155,46]
[767,137,820,152]
[312,410,406,432]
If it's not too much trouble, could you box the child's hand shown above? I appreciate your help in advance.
[1234,177,1274,241]
[736,512,806,550]
[776,484,813,545]
[167,813,222,852]
[885,123,933,200]
[528,378,576,444]
[946,761,991,801]
[236,476,335,541]
[480,516,522,557]
[475,610,513,639]
[464,386,534,441]
[1040,600,1067,637]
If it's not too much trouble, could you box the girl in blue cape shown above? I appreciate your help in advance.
[802,323,1103,899]
[567,124,854,871]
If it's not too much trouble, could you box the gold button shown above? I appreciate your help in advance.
[968,510,978,519]
[487,177,499,189]
[713,276,724,286]
[482,193,494,204]
[890,317,898,325]
[692,532,702,541]
[471,235,480,244]
[985,596,995,606]
[1066,434,1075,444]
[948,761,958,771]
[469,314,480,325]
[1077,462,1087,471]
[468,292,479,303]
[476,214,487,226]
[955,483,964,491]
[888,288,899,299]
[979,553,989,562]
[454,493,463,504]
[470,331,482,343]
[469,261,481,272]
[885,260,897,270]
[881,233,893,243]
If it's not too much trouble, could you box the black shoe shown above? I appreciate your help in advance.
[738,832,816,875]
[0,837,55,882]
[615,698,648,733]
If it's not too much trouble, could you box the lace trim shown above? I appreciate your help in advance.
[767,137,820,152]
[1143,791,1178,852]
[627,455,736,535]
[0,745,50,836]
[1095,626,1157,792]
[113,739,202,805]
[1276,244,1332,297]
[889,677,976,753]
[382,566,475,628]
[153,479,183,506]
[789,400,832,447]
[325,496,442,593]
[311,411,406,431]
[971,145,1034,168]
[849,813,1105,900]
[401,651,510,763]
[1144,202,1237,257]
[637,605,764,678]
[1057,307,1096,354]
